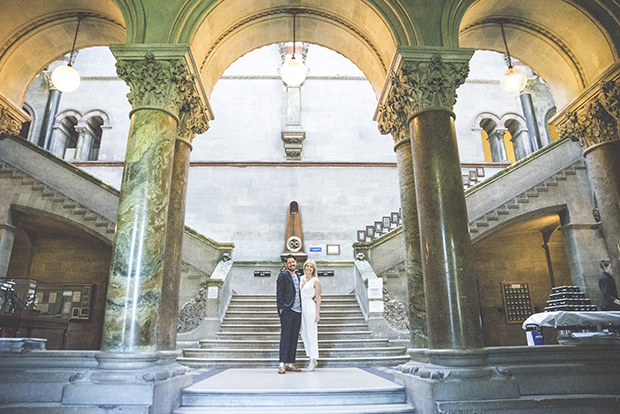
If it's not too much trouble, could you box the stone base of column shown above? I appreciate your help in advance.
[61,351,191,414]
[396,346,620,413]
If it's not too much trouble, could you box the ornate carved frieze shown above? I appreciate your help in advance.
[0,105,22,136]
[559,98,618,150]
[376,52,470,142]
[177,287,208,333]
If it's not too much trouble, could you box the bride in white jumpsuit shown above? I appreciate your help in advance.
[300,260,321,372]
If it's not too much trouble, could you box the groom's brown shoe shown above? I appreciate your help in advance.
[285,364,301,372]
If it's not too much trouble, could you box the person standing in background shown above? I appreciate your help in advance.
[599,259,620,311]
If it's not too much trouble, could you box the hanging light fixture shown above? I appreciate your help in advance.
[51,15,82,93]
[280,13,307,87]
[499,21,527,94]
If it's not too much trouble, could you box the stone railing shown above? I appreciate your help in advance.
[176,256,233,346]
[354,254,409,342]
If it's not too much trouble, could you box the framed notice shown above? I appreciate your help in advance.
[59,284,94,320]
[501,282,533,324]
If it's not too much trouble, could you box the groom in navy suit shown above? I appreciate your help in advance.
[277,254,302,374]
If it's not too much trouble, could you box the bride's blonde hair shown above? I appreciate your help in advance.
[304,260,318,278]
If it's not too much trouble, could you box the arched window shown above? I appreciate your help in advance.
[503,115,528,162]
[52,110,109,161]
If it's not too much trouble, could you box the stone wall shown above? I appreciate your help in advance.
[7,229,111,350]
[473,226,571,346]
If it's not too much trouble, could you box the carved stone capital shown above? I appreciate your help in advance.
[375,47,473,140]
[601,80,620,122]
[558,97,618,150]
[178,92,210,143]
[0,95,29,137]
[111,44,213,140]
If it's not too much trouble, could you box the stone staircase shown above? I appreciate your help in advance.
[173,368,415,413]
[468,159,587,241]
[177,293,411,368]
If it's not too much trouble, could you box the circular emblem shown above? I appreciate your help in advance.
[286,236,302,252]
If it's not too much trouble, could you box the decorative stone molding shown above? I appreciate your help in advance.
[383,287,410,333]
[177,287,208,333]
[0,104,24,137]
[115,53,193,118]
[374,47,473,132]
[111,44,213,135]
[281,129,306,160]
[559,98,618,150]
[602,80,620,122]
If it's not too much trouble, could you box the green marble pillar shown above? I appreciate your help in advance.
[376,47,483,350]
[393,138,427,348]
[377,98,427,348]
[410,109,483,349]
[158,139,191,350]
[102,46,211,352]
[102,108,176,352]
[560,81,620,274]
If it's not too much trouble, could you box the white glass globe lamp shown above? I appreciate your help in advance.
[500,67,527,94]
[280,57,307,87]
[51,65,81,93]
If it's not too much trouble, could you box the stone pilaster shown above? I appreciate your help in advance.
[376,81,427,348]
[0,222,16,279]
[282,86,306,160]
[558,81,620,273]
[73,121,95,161]
[488,128,508,162]
[102,44,210,352]
[377,47,483,350]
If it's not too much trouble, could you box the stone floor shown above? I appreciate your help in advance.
[175,367,415,413]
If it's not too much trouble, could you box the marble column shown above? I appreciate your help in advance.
[37,73,62,150]
[0,222,16,279]
[520,92,542,153]
[102,46,210,352]
[560,80,620,275]
[73,122,94,161]
[159,92,210,350]
[376,94,427,347]
[488,128,508,162]
[377,48,483,350]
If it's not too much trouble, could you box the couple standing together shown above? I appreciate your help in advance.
[276,254,322,374]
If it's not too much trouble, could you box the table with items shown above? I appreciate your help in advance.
[522,311,620,345]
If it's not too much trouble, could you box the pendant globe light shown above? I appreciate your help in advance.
[51,15,82,93]
[280,13,307,87]
[499,22,527,94]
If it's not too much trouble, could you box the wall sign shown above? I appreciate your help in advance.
[254,271,271,277]
[309,247,322,252]
[317,270,334,277]
[501,282,533,324]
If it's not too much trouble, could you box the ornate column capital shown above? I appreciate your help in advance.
[0,95,29,137]
[375,47,473,143]
[375,46,474,135]
[110,44,213,143]
[558,95,618,151]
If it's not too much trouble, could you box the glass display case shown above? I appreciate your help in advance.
[0,278,93,347]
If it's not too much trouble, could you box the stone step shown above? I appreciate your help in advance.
[224,310,363,318]
[174,404,415,413]
[229,296,356,303]
[198,338,390,349]
[174,368,413,413]
[215,331,373,340]
[183,346,407,359]
[222,316,366,324]
[177,355,411,369]
[218,323,369,333]
[226,304,360,311]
